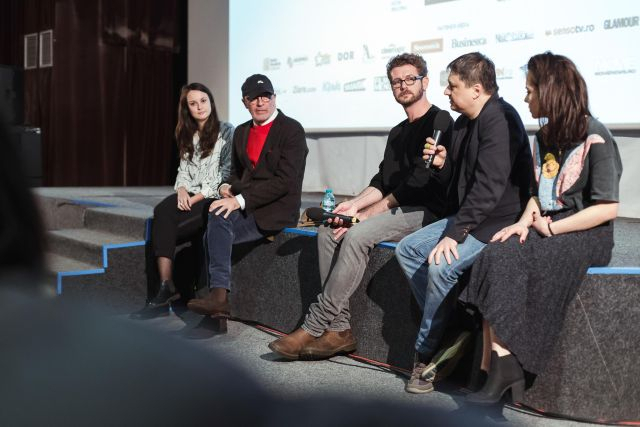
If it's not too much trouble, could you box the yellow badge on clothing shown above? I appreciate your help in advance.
[542,153,559,179]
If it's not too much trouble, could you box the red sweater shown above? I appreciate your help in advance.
[247,121,274,167]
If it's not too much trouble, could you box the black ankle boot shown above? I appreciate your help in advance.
[466,369,488,392]
[148,280,180,307]
[466,351,524,405]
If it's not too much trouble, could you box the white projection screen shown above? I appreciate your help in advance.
[229,0,639,131]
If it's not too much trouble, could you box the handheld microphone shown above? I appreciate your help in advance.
[306,207,360,224]
[424,110,452,169]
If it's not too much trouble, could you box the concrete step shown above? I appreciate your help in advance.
[36,196,87,231]
[47,228,142,267]
[611,217,640,267]
[46,252,102,272]
[44,252,104,296]
[45,246,147,313]
[84,207,149,240]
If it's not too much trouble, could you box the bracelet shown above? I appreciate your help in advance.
[547,222,555,236]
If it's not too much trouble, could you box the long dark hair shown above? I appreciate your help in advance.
[527,52,590,149]
[175,83,221,160]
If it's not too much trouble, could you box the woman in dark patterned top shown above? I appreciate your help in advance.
[462,52,622,404]
[134,83,234,316]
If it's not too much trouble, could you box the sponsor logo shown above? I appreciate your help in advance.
[425,0,458,4]
[380,44,406,59]
[292,86,317,94]
[344,78,366,92]
[412,38,444,53]
[604,16,639,30]
[545,24,594,36]
[373,76,391,92]
[451,37,486,48]
[390,0,407,11]
[495,67,514,80]
[362,44,375,62]
[439,70,448,87]
[337,51,355,61]
[437,22,469,31]
[263,57,281,71]
[322,81,341,92]
[594,69,637,76]
[495,31,534,43]
[287,56,309,68]
[315,52,331,66]
[593,57,637,76]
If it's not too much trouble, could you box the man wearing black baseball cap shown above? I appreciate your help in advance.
[241,74,274,100]
[187,74,308,324]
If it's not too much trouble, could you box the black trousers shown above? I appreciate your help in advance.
[146,193,212,299]
[151,193,211,259]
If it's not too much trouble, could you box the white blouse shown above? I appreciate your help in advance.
[174,121,234,199]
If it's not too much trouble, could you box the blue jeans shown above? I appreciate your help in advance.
[205,210,265,290]
[395,217,486,356]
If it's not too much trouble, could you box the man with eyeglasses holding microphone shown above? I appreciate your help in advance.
[269,53,453,362]
[187,74,308,329]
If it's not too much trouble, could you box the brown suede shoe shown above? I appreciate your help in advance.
[299,329,357,360]
[187,287,230,317]
[268,328,316,360]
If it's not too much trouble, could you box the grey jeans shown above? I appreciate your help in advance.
[302,205,436,337]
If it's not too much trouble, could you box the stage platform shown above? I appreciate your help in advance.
[34,185,640,313]
[35,186,640,270]
[32,186,640,425]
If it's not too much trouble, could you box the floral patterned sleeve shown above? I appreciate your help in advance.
[199,122,235,199]
[219,130,233,183]
[173,155,191,191]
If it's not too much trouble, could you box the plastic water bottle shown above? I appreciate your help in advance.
[321,188,335,212]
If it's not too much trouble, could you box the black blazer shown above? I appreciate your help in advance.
[228,110,308,233]
[442,95,532,243]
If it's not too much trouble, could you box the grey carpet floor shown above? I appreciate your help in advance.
[133,312,599,427]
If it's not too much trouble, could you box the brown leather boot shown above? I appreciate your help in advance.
[268,328,316,360]
[187,287,230,317]
[299,329,357,360]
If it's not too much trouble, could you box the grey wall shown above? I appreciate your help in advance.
[188,0,229,122]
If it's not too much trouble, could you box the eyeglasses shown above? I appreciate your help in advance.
[246,94,273,104]
[390,75,424,89]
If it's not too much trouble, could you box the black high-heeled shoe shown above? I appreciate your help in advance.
[466,351,524,405]
[148,280,180,307]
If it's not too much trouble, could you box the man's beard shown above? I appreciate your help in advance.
[395,88,423,107]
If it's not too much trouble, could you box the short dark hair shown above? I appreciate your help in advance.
[386,53,428,81]
[447,52,498,95]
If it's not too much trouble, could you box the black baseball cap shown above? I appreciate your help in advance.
[241,74,275,100]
